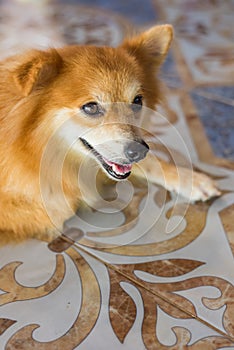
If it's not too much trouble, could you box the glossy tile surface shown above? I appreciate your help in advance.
[0,0,234,349]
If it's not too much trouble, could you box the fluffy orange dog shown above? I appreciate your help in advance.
[0,25,220,243]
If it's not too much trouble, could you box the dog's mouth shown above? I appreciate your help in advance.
[80,138,132,180]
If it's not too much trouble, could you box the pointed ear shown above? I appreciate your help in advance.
[14,49,63,96]
[121,25,173,67]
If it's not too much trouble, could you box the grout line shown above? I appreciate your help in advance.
[64,238,234,343]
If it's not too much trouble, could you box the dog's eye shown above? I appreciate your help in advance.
[132,95,143,112]
[82,102,104,117]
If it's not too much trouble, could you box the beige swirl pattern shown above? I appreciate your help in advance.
[0,1,234,349]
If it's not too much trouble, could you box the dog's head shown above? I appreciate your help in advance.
[13,25,173,180]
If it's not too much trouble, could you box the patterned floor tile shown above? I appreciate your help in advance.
[0,0,130,59]
[58,0,158,25]
[0,0,234,349]
[65,170,234,342]
[191,89,234,160]
[1,242,234,349]
[160,52,182,88]
[154,0,234,86]
[154,0,234,165]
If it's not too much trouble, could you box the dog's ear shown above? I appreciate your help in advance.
[121,25,173,67]
[14,49,63,96]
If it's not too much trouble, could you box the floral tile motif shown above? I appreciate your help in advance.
[0,0,234,349]
[0,0,130,59]
[155,0,234,86]
[1,240,234,349]
[50,4,131,47]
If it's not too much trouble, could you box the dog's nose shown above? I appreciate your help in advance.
[124,140,149,163]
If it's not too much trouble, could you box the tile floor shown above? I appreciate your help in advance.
[0,0,234,349]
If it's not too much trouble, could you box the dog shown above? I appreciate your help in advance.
[0,25,220,244]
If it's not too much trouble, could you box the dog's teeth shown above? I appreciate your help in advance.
[103,158,132,175]
[112,163,132,175]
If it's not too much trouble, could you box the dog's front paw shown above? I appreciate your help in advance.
[189,171,221,202]
[168,168,221,202]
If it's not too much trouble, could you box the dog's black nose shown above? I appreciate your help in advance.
[124,140,149,162]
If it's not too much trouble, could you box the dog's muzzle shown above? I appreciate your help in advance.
[124,140,149,163]
[80,137,149,180]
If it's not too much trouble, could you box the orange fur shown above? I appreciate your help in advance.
[0,25,219,244]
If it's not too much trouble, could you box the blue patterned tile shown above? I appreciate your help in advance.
[58,0,158,24]
[160,51,182,87]
[195,86,234,101]
[191,87,234,160]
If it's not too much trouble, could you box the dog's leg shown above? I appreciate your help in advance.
[132,154,220,202]
[0,196,60,244]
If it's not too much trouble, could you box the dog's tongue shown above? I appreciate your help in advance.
[104,159,132,175]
